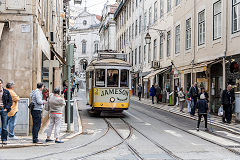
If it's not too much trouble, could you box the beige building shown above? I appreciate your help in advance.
[0,0,67,97]
[115,0,240,112]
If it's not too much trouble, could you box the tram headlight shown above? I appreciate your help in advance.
[110,97,115,103]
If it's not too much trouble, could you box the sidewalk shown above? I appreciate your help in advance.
[1,98,82,148]
[131,96,240,135]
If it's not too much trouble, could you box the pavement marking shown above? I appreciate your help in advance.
[164,130,183,138]
[191,142,205,146]
[145,123,151,126]
[87,123,95,125]
[215,131,240,139]
[189,130,240,146]
[125,111,144,123]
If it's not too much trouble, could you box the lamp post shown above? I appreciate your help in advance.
[145,32,151,45]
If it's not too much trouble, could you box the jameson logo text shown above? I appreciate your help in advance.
[100,89,128,97]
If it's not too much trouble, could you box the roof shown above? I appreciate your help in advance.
[89,59,131,67]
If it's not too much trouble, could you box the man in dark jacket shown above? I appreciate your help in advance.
[150,85,156,104]
[137,84,142,101]
[156,85,161,103]
[189,82,199,116]
[221,85,235,124]
[196,94,208,131]
[0,79,12,144]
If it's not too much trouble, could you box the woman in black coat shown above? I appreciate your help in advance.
[196,94,209,131]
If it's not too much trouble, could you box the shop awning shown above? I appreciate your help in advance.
[0,23,4,40]
[51,47,66,65]
[143,68,170,81]
[139,71,151,77]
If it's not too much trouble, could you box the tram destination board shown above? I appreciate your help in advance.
[99,53,127,61]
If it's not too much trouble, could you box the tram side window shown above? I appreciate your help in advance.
[121,70,129,87]
[107,69,119,87]
[95,69,105,87]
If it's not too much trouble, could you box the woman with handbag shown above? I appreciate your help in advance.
[178,87,185,112]
[45,88,66,143]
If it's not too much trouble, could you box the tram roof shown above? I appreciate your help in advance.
[90,59,131,67]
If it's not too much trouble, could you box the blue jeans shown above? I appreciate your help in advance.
[7,112,18,137]
[190,98,197,115]
[31,110,42,143]
[0,110,8,141]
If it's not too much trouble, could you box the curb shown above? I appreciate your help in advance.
[1,143,48,149]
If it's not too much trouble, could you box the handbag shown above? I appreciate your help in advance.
[218,106,224,117]
[28,102,35,111]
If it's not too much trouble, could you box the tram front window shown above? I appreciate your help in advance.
[96,69,105,87]
[121,70,129,87]
[107,69,119,87]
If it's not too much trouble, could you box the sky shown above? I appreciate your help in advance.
[71,0,117,16]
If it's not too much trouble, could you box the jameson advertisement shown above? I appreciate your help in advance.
[94,88,129,103]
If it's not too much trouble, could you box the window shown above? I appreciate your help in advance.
[167,0,171,12]
[148,44,151,63]
[153,39,157,59]
[126,29,128,43]
[144,12,147,31]
[167,31,171,57]
[124,32,126,45]
[186,18,191,50]
[129,2,131,17]
[135,48,137,65]
[95,69,105,87]
[129,26,131,40]
[82,41,86,54]
[213,0,222,39]
[132,23,134,39]
[233,0,240,33]
[83,20,87,25]
[160,0,164,18]
[94,43,98,53]
[176,0,180,6]
[139,16,142,33]
[139,46,141,64]
[154,1,158,22]
[136,0,138,7]
[120,70,129,87]
[175,25,180,54]
[132,51,134,65]
[127,5,128,21]
[160,35,163,59]
[198,10,205,45]
[132,0,134,12]
[135,19,138,36]
[149,7,152,26]
[144,45,146,62]
[107,69,119,87]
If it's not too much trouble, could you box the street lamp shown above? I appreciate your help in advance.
[73,43,77,52]
[145,32,151,44]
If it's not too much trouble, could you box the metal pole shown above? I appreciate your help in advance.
[67,44,73,132]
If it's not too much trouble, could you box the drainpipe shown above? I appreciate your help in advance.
[223,0,228,90]
[191,0,196,85]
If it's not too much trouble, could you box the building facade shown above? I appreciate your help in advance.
[114,0,240,112]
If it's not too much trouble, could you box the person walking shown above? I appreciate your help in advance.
[150,85,156,104]
[186,86,191,113]
[221,85,235,124]
[42,86,49,101]
[178,87,185,112]
[46,88,66,143]
[196,94,209,131]
[189,82,199,116]
[156,85,161,103]
[6,82,19,140]
[200,87,209,103]
[30,82,45,144]
[137,84,142,101]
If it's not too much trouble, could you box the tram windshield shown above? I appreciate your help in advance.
[107,69,119,87]
[95,69,105,87]
[121,70,129,87]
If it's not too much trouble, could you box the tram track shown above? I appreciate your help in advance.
[130,104,240,156]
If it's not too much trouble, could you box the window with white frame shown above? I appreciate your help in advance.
[186,18,191,50]
[129,2,131,17]
[126,29,128,43]
[144,45,146,62]
[160,0,164,18]
[144,12,147,31]
[154,1,158,22]
[94,43,98,53]
[139,15,142,33]
[135,19,138,36]
[148,44,151,63]
[233,0,240,33]
[160,35,163,59]
[132,23,134,39]
[176,0,180,6]
[139,46,141,64]
[167,0,171,12]
[175,25,180,54]
[153,39,157,59]
[135,48,137,65]
[132,1,134,13]
[136,0,138,8]
[167,31,171,57]
[149,7,152,26]
[82,40,86,54]
[213,0,222,40]
[132,51,134,65]
[129,26,131,40]
[198,10,205,45]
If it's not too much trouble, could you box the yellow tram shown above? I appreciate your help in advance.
[86,52,132,113]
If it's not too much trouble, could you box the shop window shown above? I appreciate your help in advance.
[107,69,119,87]
[230,62,239,73]
[95,69,105,87]
[121,70,129,87]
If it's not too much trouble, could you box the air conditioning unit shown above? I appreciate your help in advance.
[151,61,160,68]
[74,0,82,5]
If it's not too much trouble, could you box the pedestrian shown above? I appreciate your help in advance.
[72,80,76,96]
[42,86,49,101]
[137,84,142,101]
[30,82,45,144]
[186,86,191,113]
[6,82,19,140]
[156,85,161,103]
[62,80,72,100]
[0,79,12,145]
[196,94,209,131]
[200,87,209,103]
[221,85,235,124]
[189,82,199,116]
[178,87,185,112]
[150,85,156,104]
[46,88,66,143]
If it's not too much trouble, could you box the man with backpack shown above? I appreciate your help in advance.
[189,82,199,116]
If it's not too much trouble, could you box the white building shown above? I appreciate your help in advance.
[99,2,118,50]
[70,7,101,78]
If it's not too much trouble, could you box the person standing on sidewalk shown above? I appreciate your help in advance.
[196,94,209,131]
[200,87,209,103]
[156,85,161,104]
[30,82,45,144]
[189,82,199,116]
[186,85,191,113]
[150,85,156,104]
[178,87,185,112]
[46,88,66,143]
[6,82,19,140]
[137,84,142,101]
[221,85,235,124]
[0,79,12,145]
